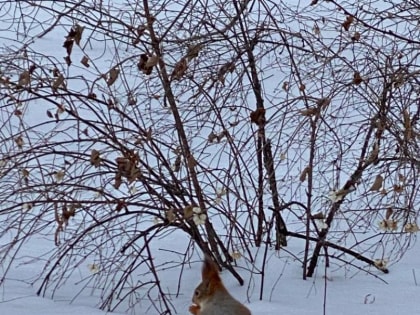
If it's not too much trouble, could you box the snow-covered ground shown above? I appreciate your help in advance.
[1,235,419,314]
[1,1,420,314]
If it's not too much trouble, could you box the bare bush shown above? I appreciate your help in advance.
[1,0,419,313]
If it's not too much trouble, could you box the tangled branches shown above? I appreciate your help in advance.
[0,0,419,313]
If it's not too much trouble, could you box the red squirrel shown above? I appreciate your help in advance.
[189,255,251,315]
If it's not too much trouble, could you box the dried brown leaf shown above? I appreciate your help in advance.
[183,205,194,219]
[115,200,126,212]
[171,58,188,80]
[353,71,363,85]
[317,98,331,109]
[208,132,218,143]
[342,15,354,31]
[187,154,197,168]
[186,44,202,61]
[313,24,320,35]
[73,24,84,45]
[250,108,266,125]
[52,74,65,92]
[145,127,152,142]
[393,184,404,193]
[299,166,310,182]
[137,54,152,75]
[81,55,90,67]
[64,55,72,66]
[18,70,30,86]
[128,95,137,106]
[311,212,325,220]
[403,109,412,139]
[351,32,361,41]
[173,155,182,172]
[398,173,406,182]
[366,142,379,163]
[57,104,65,114]
[90,149,101,167]
[137,25,146,36]
[145,55,159,68]
[369,174,383,191]
[21,169,30,178]
[114,174,122,189]
[385,207,393,220]
[15,136,24,148]
[165,209,176,222]
[404,223,419,233]
[299,107,319,117]
[107,67,120,86]
[63,39,74,56]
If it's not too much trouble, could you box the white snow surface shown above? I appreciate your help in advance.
[1,235,419,315]
[1,1,420,314]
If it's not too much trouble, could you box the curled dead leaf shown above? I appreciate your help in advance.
[114,174,122,189]
[404,223,419,233]
[403,109,412,140]
[385,207,393,220]
[316,98,331,109]
[311,212,325,220]
[15,136,24,148]
[145,55,159,68]
[366,142,379,163]
[187,154,197,168]
[208,132,218,143]
[250,108,266,125]
[299,107,319,117]
[183,205,194,219]
[369,175,383,191]
[81,55,90,67]
[352,71,363,85]
[231,251,242,260]
[373,259,388,271]
[165,209,176,222]
[186,44,202,61]
[351,32,361,41]
[18,70,30,86]
[342,15,354,31]
[107,67,120,86]
[52,74,65,92]
[21,169,30,178]
[72,24,84,45]
[171,58,188,80]
[379,219,398,231]
[63,39,74,56]
[90,149,101,167]
[300,166,310,182]
[173,155,182,172]
[393,184,404,193]
[137,54,152,75]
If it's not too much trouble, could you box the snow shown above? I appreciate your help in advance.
[1,1,420,314]
[1,235,419,314]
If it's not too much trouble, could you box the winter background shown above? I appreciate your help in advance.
[1,1,420,314]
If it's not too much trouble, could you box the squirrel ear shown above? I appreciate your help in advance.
[201,254,220,281]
